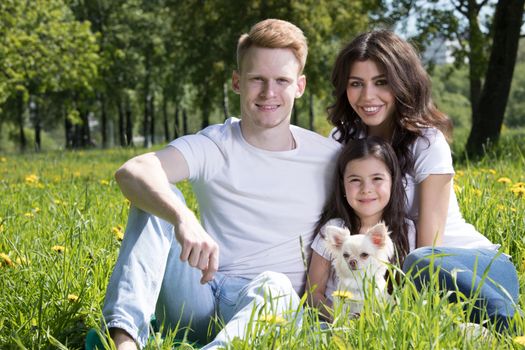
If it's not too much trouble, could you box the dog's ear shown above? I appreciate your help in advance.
[366,222,389,248]
[324,226,350,251]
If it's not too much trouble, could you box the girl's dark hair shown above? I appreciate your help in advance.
[315,136,409,262]
[328,30,452,176]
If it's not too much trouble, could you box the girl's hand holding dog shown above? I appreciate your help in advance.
[175,210,219,284]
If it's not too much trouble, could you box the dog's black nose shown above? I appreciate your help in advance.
[349,259,357,269]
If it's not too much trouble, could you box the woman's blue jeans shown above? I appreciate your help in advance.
[102,189,300,348]
[403,247,519,330]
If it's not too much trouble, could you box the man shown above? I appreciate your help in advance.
[102,18,340,349]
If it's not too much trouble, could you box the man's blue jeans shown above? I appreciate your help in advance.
[403,247,519,330]
[102,189,300,348]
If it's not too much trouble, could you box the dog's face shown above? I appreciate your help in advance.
[324,222,394,277]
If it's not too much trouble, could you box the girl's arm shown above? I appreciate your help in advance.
[306,251,333,320]
[416,174,453,247]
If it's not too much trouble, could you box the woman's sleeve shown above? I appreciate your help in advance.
[413,129,455,184]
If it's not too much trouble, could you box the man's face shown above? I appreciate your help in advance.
[232,47,306,133]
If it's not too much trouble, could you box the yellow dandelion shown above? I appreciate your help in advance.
[54,199,62,205]
[112,225,124,241]
[25,174,39,184]
[259,314,285,325]
[511,207,517,212]
[0,253,14,267]
[15,256,30,265]
[513,182,525,188]
[100,179,110,186]
[453,184,462,194]
[332,290,354,300]
[51,245,66,253]
[67,294,79,302]
[455,170,465,177]
[472,189,482,197]
[73,171,81,177]
[514,336,525,346]
[510,187,525,197]
[496,204,506,211]
[33,207,40,213]
[487,169,496,175]
[497,177,512,184]
[24,212,34,218]
[0,157,6,162]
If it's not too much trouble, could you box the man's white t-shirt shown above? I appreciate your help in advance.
[169,117,341,293]
[405,128,498,249]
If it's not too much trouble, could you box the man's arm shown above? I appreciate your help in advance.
[114,146,218,283]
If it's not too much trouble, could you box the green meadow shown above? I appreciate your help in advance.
[1,133,525,349]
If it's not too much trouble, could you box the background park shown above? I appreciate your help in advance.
[1,0,525,349]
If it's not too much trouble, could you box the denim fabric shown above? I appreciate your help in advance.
[102,189,300,348]
[403,247,519,330]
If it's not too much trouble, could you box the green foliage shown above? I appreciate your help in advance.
[506,40,525,128]
[0,0,100,100]
[431,64,471,130]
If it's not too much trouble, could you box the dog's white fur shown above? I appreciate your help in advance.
[324,222,394,314]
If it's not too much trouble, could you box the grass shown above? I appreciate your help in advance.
[0,133,524,349]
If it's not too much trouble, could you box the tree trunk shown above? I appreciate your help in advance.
[163,93,170,142]
[309,93,315,131]
[173,105,180,139]
[466,0,484,119]
[65,108,73,149]
[117,97,126,147]
[83,110,92,147]
[30,96,41,152]
[143,93,151,148]
[183,108,188,135]
[17,92,26,151]
[150,94,155,145]
[292,105,298,126]
[466,0,525,156]
[223,82,229,120]
[126,96,133,146]
[100,93,108,148]
[201,95,210,130]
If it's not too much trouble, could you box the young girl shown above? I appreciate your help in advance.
[327,29,519,329]
[307,137,415,317]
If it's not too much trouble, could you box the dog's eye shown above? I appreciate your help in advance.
[360,253,369,259]
[343,253,350,259]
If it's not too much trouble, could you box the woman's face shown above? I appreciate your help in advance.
[346,60,396,139]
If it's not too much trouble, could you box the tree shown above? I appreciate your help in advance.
[465,0,524,155]
[0,0,100,151]
[388,0,524,157]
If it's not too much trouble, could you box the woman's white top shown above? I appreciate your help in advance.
[405,127,498,249]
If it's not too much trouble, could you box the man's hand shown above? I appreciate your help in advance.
[175,213,219,284]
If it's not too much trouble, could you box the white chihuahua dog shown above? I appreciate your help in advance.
[324,222,394,314]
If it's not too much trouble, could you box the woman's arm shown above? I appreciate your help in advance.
[306,251,333,320]
[416,174,453,247]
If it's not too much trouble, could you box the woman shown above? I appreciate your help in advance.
[327,29,519,329]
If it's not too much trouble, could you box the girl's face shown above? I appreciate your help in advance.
[343,155,392,229]
[346,59,396,139]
